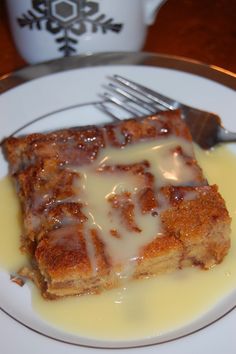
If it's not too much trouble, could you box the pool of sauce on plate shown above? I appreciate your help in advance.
[0,144,236,340]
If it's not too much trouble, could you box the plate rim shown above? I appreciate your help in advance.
[0,51,236,350]
[0,51,236,95]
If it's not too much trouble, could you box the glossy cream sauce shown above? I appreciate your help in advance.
[0,144,236,340]
[70,136,196,273]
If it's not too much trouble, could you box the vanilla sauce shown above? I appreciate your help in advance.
[0,144,236,340]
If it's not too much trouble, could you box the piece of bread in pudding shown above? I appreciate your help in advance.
[3,110,231,299]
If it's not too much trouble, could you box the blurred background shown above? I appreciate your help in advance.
[0,0,236,76]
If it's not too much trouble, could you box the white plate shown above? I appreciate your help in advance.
[0,53,236,354]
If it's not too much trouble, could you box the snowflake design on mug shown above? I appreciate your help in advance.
[17,0,123,56]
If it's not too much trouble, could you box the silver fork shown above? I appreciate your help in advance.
[99,75,236,149]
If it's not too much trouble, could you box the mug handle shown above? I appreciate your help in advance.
[143,0,167,25]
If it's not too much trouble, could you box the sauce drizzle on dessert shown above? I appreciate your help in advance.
[0,144,236,341]
[71,136,200,274]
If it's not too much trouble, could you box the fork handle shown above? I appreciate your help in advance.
[218,127,236,143]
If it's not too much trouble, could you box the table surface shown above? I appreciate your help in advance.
[0,0,236,77]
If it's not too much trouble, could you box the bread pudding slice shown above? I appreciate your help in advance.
[3,110,231,299]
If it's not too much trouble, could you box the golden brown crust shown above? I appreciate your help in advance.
[3,110,193,173]
[3,110,231,298]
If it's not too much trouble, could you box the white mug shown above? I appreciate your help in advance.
[6,0,166,64]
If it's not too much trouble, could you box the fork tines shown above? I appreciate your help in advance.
[98,74,236,149]
[99,75,180,121]
[112,75,176,110]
